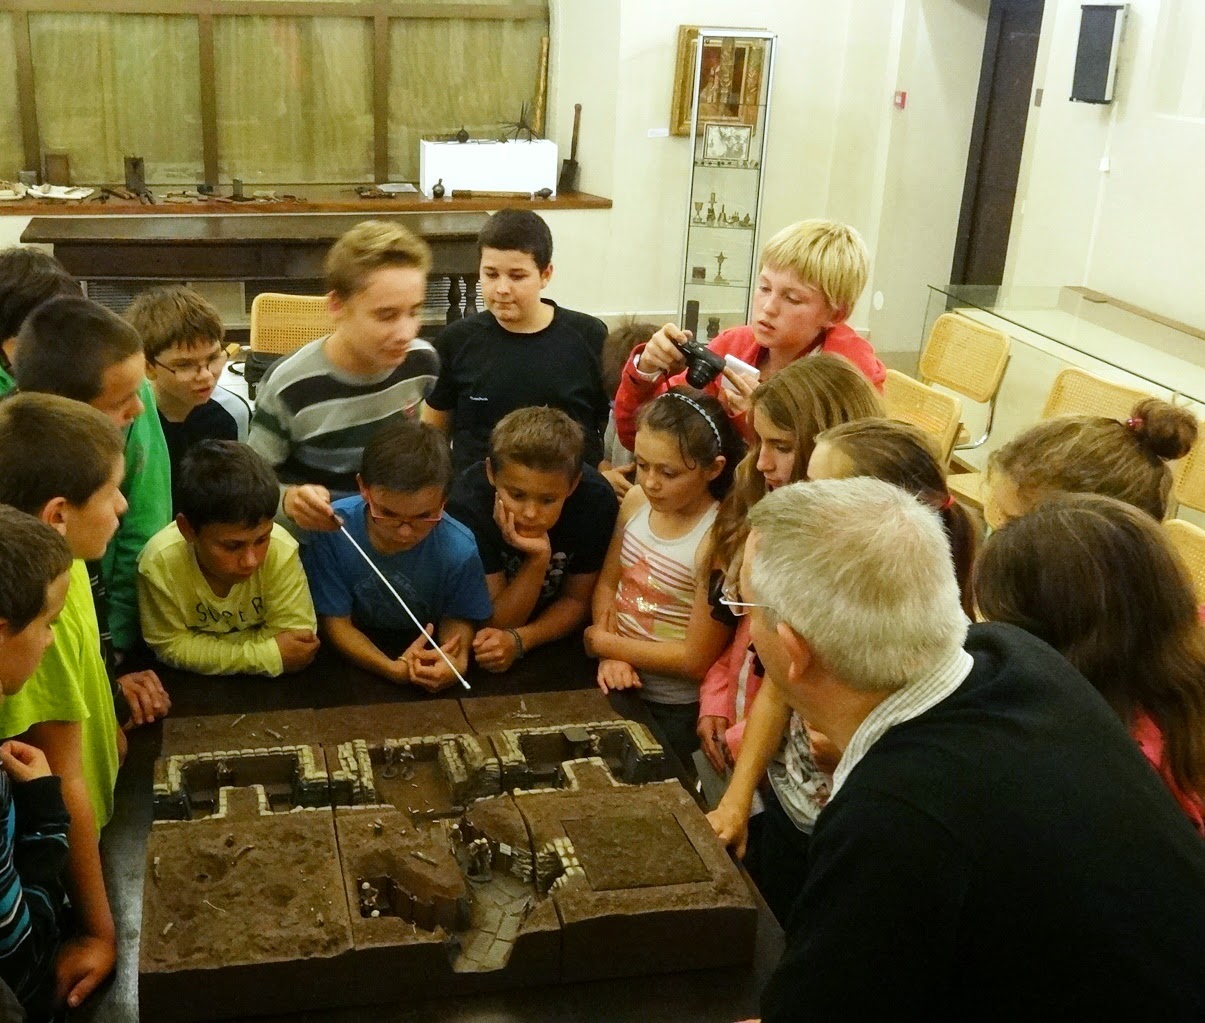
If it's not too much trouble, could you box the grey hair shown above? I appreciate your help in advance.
[747,477,967,692]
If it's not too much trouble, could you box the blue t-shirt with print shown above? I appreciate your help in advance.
[302,495,492,633]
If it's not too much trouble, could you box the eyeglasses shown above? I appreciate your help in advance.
[152,349,228,380]
[364,495,443,532]
[718,585,774,618]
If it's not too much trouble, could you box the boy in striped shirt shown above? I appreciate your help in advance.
[0,507,74,1019]
[249,221,439,533]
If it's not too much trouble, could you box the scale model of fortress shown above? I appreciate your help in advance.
[140,691,758,1021]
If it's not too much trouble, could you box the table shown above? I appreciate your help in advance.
[78,638,784,1022]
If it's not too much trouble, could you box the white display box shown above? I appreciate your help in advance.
[419,139,559,197]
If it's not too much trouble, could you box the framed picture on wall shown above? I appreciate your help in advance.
[670,26,767,136]
[702,123,752,163]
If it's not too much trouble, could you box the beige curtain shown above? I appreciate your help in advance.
[388,16,545,181]
[0,16,22,181]
[214,15,374,184]
[28,13,202,185]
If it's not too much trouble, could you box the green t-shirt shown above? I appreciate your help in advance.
[0,560,119,829]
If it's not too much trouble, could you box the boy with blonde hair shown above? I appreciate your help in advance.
[0,394,132,1011]
[249,220,439,532]
[139,441,319,676]
[127,286,250,512]
[613,219,885,448]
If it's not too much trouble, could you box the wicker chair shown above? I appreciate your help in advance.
[1172,434,1205,517]
[883,369,963,465]
[246,293,334,397]
[1165,518,1205,607]
[949,367,1157,512]
[919,313,1010,450]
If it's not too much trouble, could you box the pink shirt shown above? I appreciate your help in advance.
[1131,710,1205,836]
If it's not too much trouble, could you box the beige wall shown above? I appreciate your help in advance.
[1006,0,1205,331]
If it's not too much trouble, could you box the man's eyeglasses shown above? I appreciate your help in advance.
[718,584,774,618]
[152,349,228,381]
[365,495,443,532]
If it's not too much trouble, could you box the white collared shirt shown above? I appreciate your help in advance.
[831,647,974,796]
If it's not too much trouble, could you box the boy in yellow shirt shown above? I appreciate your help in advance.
[138,440,319,676]
[0,394,129,1010]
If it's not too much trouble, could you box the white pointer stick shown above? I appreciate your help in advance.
[336,523,471,690]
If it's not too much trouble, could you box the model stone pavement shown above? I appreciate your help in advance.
[139,690,758,1021]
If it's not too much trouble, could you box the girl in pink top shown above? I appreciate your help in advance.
[587,388,744,768]
[977,495,1205,836]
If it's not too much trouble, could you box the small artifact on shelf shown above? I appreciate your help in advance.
[714,251,727,283]
[707,316,721,340]
[691,266,707,281]
[707,191,717,224]
[693,200,704,223]
[431,178,445,199]
[719,204,727,224]
[742,213,752,227]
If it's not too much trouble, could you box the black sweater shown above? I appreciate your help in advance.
[762,622,1205,1021]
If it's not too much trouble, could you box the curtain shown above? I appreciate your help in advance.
[0,16,22,181]
[28,13,202,185]
[388,16,545,181]
[214,15,374,184]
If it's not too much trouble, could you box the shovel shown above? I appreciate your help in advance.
[558,103,582,194]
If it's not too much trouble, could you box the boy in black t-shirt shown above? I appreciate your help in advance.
[127,286,249,513]
[423,209,609,471]
[446,407,618,672]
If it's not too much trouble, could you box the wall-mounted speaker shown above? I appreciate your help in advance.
[1071,4,1127,104]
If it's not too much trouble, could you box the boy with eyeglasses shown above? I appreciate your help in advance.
[301,419,491,691]
[126,286,250,514]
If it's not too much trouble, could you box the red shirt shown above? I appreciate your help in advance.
[612,323,886,451]
[1132,709,1205,836]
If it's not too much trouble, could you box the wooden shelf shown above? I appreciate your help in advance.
[0,189,612,217]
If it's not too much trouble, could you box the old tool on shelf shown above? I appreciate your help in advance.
[558,103,582,194]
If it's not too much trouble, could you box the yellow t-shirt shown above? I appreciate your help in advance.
[137,522,317,677]
[0,560,119,829]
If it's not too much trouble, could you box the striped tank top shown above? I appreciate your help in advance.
[615,499,718,704]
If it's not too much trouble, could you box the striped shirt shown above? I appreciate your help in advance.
[0,773,70,1016]
[248,336,439,492]
[832,646,974,795]
[615,500,718,704]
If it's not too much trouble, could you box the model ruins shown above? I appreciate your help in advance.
[140,691,758,1021]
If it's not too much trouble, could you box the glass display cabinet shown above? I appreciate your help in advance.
[679,27,776,340]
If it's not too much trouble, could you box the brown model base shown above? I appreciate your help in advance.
[140,691,757,1021]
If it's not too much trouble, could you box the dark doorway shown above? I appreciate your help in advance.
[951,0,1045,285]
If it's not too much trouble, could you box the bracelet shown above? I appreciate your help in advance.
[506,628,526,660]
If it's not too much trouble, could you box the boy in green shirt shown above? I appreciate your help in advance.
[0,393,130,1010]
[138,440,319,676]
[13,295,172,724]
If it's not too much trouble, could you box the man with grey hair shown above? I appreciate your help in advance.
[732,479,1205,1020]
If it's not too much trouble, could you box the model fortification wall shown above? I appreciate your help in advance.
[140,692,758,1022]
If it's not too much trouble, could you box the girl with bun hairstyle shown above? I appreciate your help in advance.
[984,397,1198,528]
[976,494,1205,835]
[808,418,977,617]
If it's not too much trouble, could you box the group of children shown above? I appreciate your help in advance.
[0,204,1203,1016]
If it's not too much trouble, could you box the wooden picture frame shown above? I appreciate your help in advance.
[670,26,767,137]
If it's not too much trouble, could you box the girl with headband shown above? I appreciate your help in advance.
[587,387,745,770]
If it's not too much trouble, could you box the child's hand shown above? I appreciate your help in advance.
[707,796,751,860]
[407,631,464,693]
[601,463,636,499]
[283,484,339,532]
[697,715,733,775]
[717,363,759,419]
[116,669,171,726]
[472,627,520,674]
[274,629,321,672]
[596,659,640,694]
[0,740,51,782]
[638,323,692,376]
[56,933,117,1010]
[493,495,552,559]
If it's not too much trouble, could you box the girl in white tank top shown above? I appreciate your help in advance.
[587,389,745,766]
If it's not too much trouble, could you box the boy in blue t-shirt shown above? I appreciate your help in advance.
[302,419,491,691]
